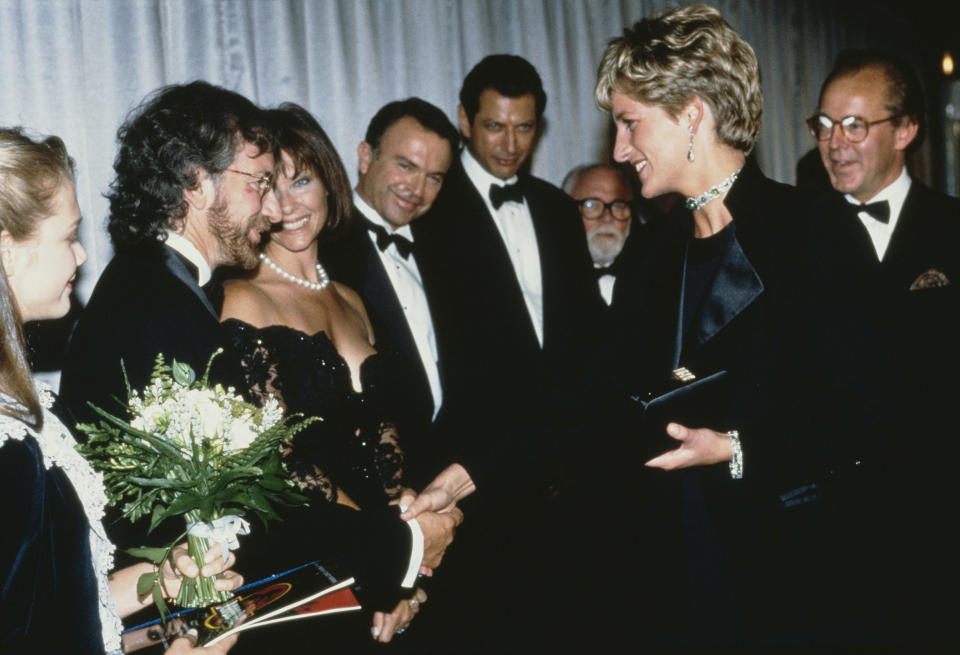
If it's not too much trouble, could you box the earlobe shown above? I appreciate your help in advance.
[184,170,215,212]
[357,142,373,175]
[457,105,472,139]
[895,120,920,151]
[0,230,16,277]
[686,96,705,134]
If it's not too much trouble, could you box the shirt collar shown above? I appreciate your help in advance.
[844,166,911,223]
[460,148,518,195]
[163,230,212,286]
[352,190,415,242]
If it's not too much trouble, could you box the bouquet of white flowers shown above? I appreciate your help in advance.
[77,351,315,614]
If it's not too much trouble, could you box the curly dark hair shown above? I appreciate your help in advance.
[107,81,272,249]
[266,103,353,235]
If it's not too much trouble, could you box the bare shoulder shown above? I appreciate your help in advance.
[332,281,366,313]
[221,278,278,326]
[331,281,375,344]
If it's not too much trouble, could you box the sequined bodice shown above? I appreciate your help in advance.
[223,319,404,509]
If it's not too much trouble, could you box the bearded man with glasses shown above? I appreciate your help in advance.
[813,49,960,645]
[563,163,638,307]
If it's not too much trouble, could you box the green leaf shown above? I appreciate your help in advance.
[128,476,199,490]
[154,586,169,621]
[171,359,197,386]
[127,546,169,564]
[137,571,156,596]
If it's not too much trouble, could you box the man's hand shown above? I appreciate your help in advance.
[416,506,464,569]
[400,463,476,521]
[371,588,427,642]
[164,630,237,654]
[645,422,732,470]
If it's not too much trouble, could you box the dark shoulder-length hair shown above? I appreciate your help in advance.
[0,127,76,428]
[267,103,352,235]
[107,81,272,250]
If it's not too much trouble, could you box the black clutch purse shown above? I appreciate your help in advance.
[628,367,730,462]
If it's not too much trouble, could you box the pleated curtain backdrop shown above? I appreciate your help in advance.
[0,0,922,297]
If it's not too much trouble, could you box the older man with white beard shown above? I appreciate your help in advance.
[563,163,636,306]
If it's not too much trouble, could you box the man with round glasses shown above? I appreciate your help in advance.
[563,163,636,306]
[813,49,960,644]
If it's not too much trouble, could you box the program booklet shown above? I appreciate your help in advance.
[121,560,361,652]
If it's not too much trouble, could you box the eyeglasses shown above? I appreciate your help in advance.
[577,198,632,222]
[806,113,902,143]
[225,168,274,197]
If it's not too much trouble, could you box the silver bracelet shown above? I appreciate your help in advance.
[728,430,743,479]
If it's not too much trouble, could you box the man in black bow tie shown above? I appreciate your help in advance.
[563,163,638,307]
[318,98,459,491]
[814,49,960,643]
[404,54,602,650]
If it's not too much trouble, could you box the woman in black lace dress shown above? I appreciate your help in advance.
[220,104,425,644]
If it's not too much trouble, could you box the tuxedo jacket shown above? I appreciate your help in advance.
[419,158,603,495]
[617,161,896,640]
[60,242,413,610]
[60,242,242,425]
[863,182,960,420]
[318,208,450,488]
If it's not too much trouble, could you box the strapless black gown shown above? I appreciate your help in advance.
[223,318,405,510]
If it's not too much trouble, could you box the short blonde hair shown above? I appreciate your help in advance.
[596,4,763,154]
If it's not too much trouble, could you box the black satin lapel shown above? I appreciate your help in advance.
[689,235,764,347]
[362,242,419,363]
[161,246,218,318]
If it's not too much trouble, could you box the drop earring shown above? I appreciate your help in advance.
[687,126,695,163]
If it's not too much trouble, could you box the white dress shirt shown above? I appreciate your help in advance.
[845,166,911,261]
[353,191,442,419]
[461,148,544,347]
[595,264,615,306]
[163,230,212,285]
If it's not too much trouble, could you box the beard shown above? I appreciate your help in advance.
[586,224,626,265]
[208,197,266,269]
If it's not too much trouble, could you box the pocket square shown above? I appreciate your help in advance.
[909,269,950,290]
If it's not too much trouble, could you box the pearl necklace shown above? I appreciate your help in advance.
[260,253,330,291]
[685,167,742,211]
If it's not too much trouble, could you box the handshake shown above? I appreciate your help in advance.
[370,463,476,643]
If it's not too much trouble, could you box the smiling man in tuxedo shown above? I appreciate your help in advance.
[61,81,279,424]
[813,49,960,642]
[319,97,459,490]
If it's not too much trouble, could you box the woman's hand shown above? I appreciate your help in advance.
[370,588,428,643]
[160,542,244,600]
[645,422,732,470]
[110,543,244,619]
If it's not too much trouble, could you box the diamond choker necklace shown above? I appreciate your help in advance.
[685,167,742,211]
[260,253,330,291]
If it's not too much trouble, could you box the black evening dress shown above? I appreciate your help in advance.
[223,319,414,652]
[223,319,405,510]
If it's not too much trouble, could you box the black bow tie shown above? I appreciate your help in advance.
[595,266,615,280]
[362,218,413,259]
[489,182,524,209]
[594,258,622,280]
[856,200,890,224]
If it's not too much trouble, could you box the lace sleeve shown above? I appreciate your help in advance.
[225,321,338,504]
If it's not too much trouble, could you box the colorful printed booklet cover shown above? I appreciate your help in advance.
[121,560,360,652]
